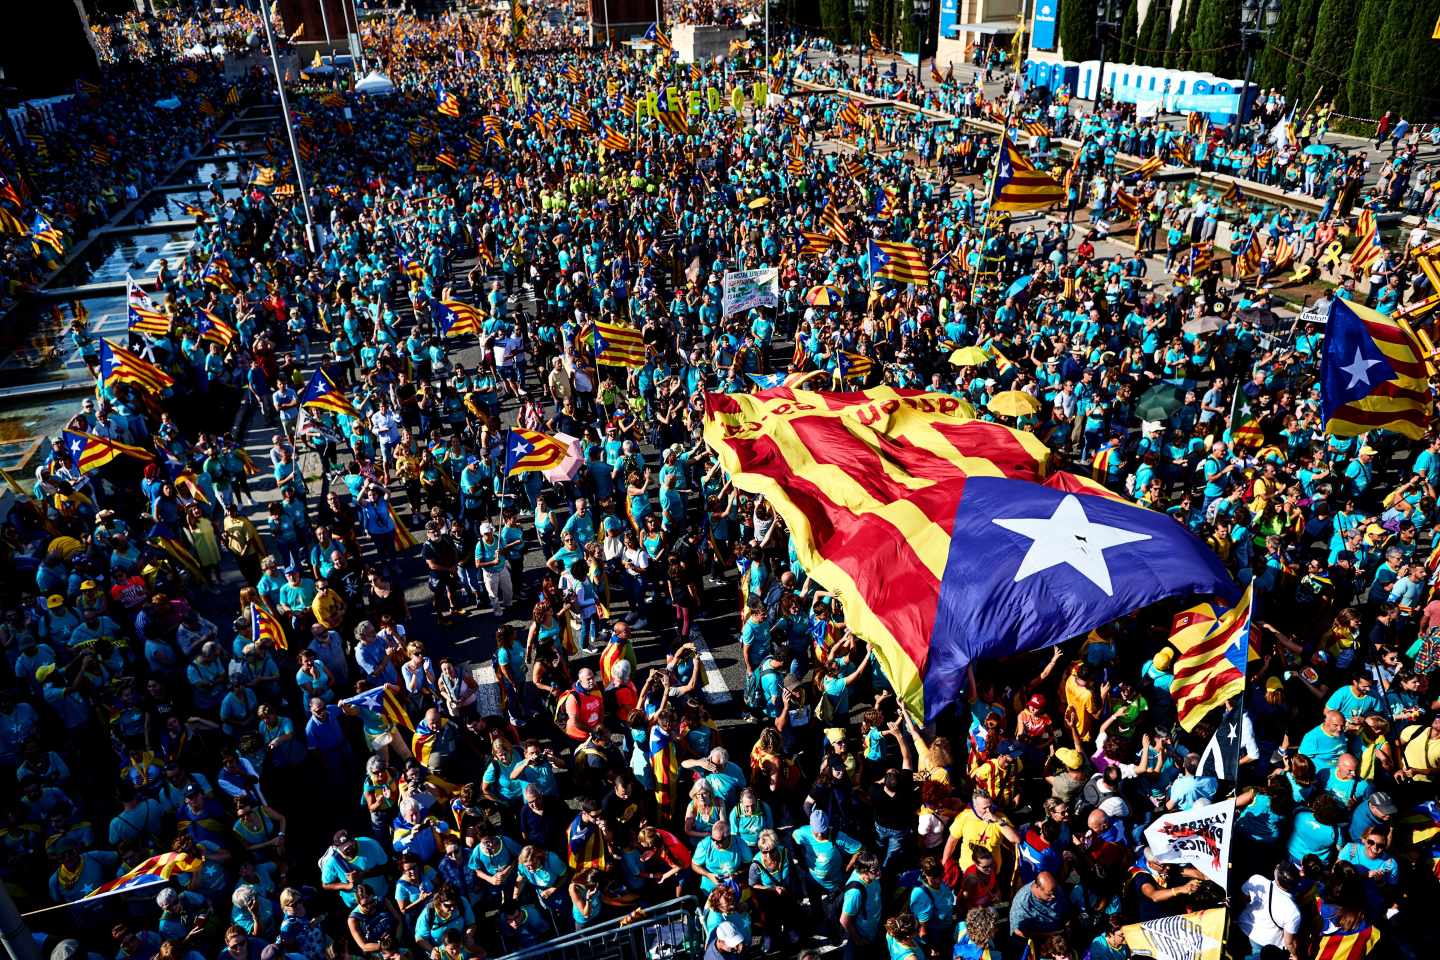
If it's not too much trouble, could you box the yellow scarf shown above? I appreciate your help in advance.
[57,858,84,888]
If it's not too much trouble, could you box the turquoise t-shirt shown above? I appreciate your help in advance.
[791,825,861,892]
[841,871,882,942]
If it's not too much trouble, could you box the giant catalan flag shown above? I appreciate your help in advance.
[1170,584,1252,731]
[1321,298,1432,440]
[703,385,1238,721]
[991,136,1065,212]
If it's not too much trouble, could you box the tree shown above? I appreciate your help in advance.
[1173,0,1200,70]
[1345,0,1390,117]
[1188,0,1239,76]
[1164,0,1191,68]
[1299,0,1354,110]
[1059,0,1098,61]
[1394,0,1440,121]
[1281,0,1322,102]
[1253,0,1300,92]
[1135,0,1171,67]
[819,0,850,43]
[1117,0,1140,63]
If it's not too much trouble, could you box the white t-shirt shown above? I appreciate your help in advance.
[1236,875,1301,948]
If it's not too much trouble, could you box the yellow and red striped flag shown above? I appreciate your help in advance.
[799,230,835,257]
[598,125,631,152]
[1171,585,1251,731]
[1350,209,1385,271]
[197,309,236,348]
[1321,298,1432,440]
[867,239,929,285]
[99,340,173,393]
[339,684,415,732]
[251,600,288,650]
[593,320,647,367]
[504,428,570,476]
[1135,154,1164,179]
[84,853,203,899]
[62,430,153,473]
[992,136,1064,212]
[1314,922,1381,960]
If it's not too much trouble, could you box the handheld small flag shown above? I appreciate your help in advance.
[83,853,203,900]
[1228,384,1265,448]
[868,239,930,285]
[432,297,483,337]
[599,126,631,152]
[300,368,358,418]
[1171,584,1252,731]
[1321,298,1432,440]
[196,309,237,349]
[593,320,647,367]
[99,340,174,394]
[437,89,461,118]
[62,430,153,473]
[991,136,1064,212]
[504,428,570,476]
[339,685,415,732]
[251,601,288,650]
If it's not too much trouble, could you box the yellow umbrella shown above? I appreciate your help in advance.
[948,345,990,367]
[988,390,1042,417]
[747,196,771,209]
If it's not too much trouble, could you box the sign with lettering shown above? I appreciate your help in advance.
[1121,908,1227,960]
[1142,798,1233,888]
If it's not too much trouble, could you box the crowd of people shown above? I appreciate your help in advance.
[1,8,1440,960]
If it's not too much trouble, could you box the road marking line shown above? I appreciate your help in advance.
[688,630,731,705]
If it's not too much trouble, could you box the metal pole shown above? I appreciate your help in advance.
[1231,39,1255,146]
[764,0,770,79]
[319,0,334,51]
[348,0,367,73]
[0,882,39,960]
[259,4,320,254]
[602,0,611,46]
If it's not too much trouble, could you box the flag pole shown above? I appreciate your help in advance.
[968,0,1030,301]
[259,4,320,255]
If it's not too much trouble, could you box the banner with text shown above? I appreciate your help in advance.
[722,268,779,316]
[1142,797,1234,888]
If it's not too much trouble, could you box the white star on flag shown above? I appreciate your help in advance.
[992,494,1152,596]
[1340,346,1383,390]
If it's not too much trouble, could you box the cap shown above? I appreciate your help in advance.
[1055,747,1083,770]
[715,922,745,949]
[46,594,64,609]
[1152,648,1176,671]
[1370,792,1397,816]
[183,783,202,798]
[1027,693,1047,711]
[825,727,846,746]
[809,809,831,833]
[34,664,57,684]
[479,522,494,534]
[1265,676,1284,693]
[80,580,97,590]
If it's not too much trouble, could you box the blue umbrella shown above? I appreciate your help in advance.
[1303,144,1332,156]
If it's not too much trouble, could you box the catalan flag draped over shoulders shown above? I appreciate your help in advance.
[991,135,1064,212]
[1314,911,1381,960]
[703,385,1238,721]
[504,428,569,476]
[1170,584,1252,731]
[594,320,646,367]
[868,239,930,285]
[1321,297,1432,440]
[99,339,174,393]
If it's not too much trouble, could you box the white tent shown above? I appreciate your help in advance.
[354,71,396,96]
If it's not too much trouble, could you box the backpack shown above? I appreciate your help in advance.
[744,667,777,713]
[824,880,868,937]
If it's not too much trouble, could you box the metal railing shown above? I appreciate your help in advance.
[498,897,701,960]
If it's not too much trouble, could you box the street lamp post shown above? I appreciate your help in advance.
[1230,0,1281,144]
[1091,0,1122,108]
[911,0,931,71]
[853,0,868,64]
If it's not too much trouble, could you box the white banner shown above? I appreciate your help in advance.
[1142,797,1234,889]
[721,268,779,316]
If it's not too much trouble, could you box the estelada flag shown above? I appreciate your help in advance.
[99,339,174,393]
[1172,585,1251,731]
[1321,298,1432,440]
[703,385,1238,721]
[992,136,1064,212]
[84,853,203,899]
[251,601,288,650]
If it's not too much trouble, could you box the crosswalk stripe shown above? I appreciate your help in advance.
[688,630,731,705]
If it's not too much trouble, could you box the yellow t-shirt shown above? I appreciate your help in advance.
[947,808,1009,871]
[1065,673,1101,742]
[1400,725,1440,782]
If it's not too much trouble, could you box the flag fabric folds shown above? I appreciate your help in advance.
[63,430,152,473]
[1315,917,1382,960]
[702,385,1239,721]
[643,22,672,52]
[339,685,415,732]
[150,523,203,580]
[301,368,359,418]
[1350,210,1385,272]
[504,428,570,476]
[1228,384,1264,448]
[868,240,930,285]
[85,852,204,899]
[99,340,174,393]
[431,298,483,337]
[197,309,236,348]
[599,125,631,152]
[1119,907,1226,960]
[838,351,873,381]
[593,321,646,367]
[251,601,288,650]
[1321,297,1433,440]
[436,90,461,118]
[1170,584,1252,731]
[991,136,1064,212]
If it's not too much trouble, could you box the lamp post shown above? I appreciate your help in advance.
[911,0,932,71]
[258,2,319,254]
[853,0,869,66]
[1230,0,1281,144]
[1090,0,1122,107]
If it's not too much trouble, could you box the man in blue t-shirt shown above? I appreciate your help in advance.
[792,809,861,895]
[838,852,882,949]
